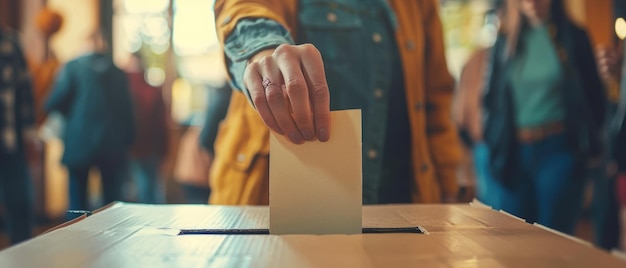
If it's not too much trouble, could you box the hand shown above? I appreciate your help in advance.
[595,45,623,83]
[244,44,331,144]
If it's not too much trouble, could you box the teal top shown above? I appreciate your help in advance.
[511,24,565,128]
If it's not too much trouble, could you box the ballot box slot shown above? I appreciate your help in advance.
[177,226,426,235]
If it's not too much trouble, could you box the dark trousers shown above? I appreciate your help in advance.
[130,156,164,204]
[0,153,33,244]
[66,153,127,219]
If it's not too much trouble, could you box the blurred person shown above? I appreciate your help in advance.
[27,8,64,221]
[30,8,63,126]
[173,103,212,204]
[125,52,168,204]
[454,5,504,208]
[0,27,35,244]
[199,83,231,156]
[174,125,211,204]
[210,0,461,205]
[174,82,231,204]
[456,48,497,207]
[482,0,606,234]
[45,30,135,218]
[600,40,626,249]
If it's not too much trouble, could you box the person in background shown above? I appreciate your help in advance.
[597,40,625,250]
[210,0,461,205]
[454,5,503,208]
[31,8,63,127]
[45,30,135,218]
[173,117,210,204]
[125,52,168,204]
[27,8,64,222]
[0,27,36,244]
[456,48,495,206]
[174,82,231,204]
[481,0,606,234]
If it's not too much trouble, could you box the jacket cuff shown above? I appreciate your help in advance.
[224,18,294,101]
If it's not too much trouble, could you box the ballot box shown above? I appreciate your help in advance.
[0,202,624,267]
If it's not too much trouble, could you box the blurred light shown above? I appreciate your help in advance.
[122,17,142,52]
[479,24,498,47]
[171,78,191,105]
[146,67,165,87]
[141,17,169,38]
[171,78,193,122]
[124,38,142,53]
[150,42,170,54]
[173,0,215,12]
[616,18,626,40]
[172,0,218,56]
[124,0,169,14]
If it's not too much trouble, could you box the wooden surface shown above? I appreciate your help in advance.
[0,203,624,267]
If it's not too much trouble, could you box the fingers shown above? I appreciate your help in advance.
[258,56,305,144]
[243,44,330,144]
[274,45,315,141]
[299,44,331,142]
[596,46,624,81]
[244,63,283,135]
[248,54,304,144]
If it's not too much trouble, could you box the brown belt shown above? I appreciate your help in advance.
[517,122,565,143]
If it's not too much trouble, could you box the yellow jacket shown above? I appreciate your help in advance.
[210,0,461,205]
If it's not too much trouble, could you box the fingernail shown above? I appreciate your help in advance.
[318,128,329,142]
[302,130,314,141]
[289,132,303,144]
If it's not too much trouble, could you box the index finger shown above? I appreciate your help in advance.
[299,44,331,142]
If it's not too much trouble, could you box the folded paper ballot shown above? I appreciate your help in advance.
[269,109,362,234]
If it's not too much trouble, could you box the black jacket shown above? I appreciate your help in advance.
[612,42,626,172]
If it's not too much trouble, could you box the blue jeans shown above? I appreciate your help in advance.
[499,133,585,234]
[0,153,33,244]
[131,156,164,204]
[473,143,504,208]
[67,153,127,219]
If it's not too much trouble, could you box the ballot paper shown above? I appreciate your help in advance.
[270,109,362,234]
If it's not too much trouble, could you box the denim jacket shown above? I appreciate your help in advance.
[211,0,461,204]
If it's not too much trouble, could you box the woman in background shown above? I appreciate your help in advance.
[481,0,606,234]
